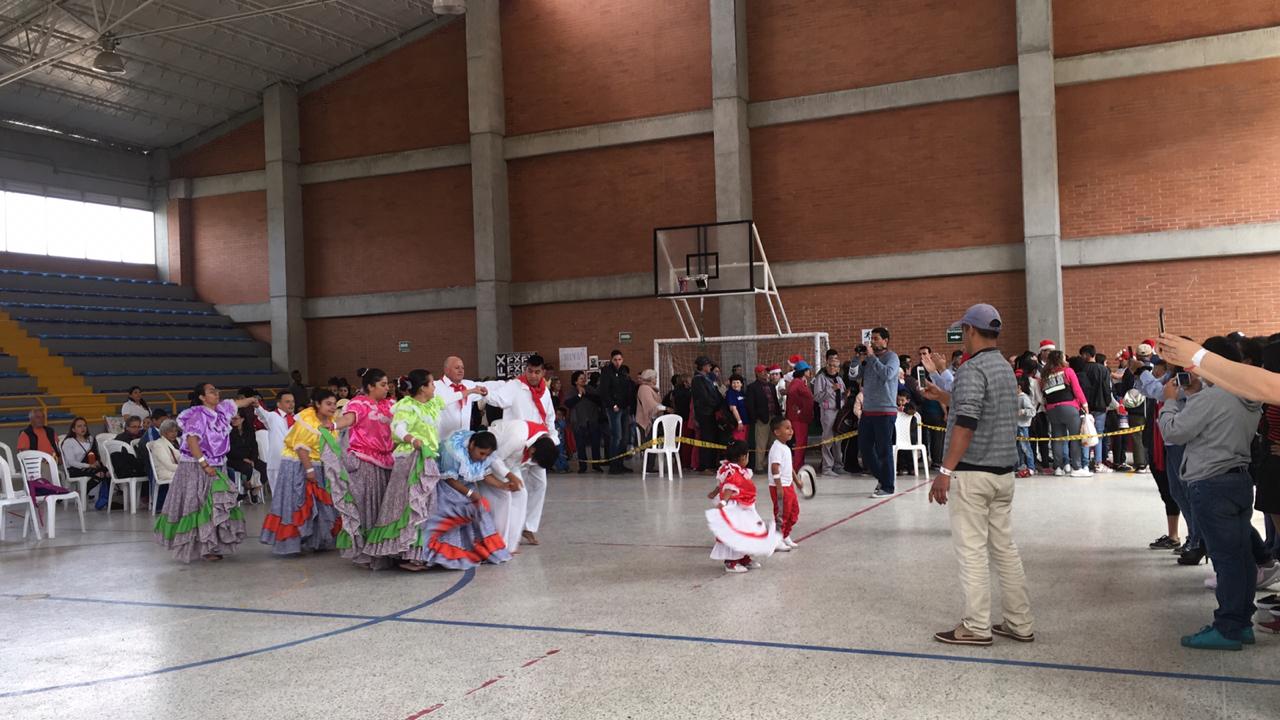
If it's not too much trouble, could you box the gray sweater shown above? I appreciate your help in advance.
[860,349,900,414]
[1157,385,1261,483]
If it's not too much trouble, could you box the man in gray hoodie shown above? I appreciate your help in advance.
[1158,336,1263,651]
[859,327,901,497]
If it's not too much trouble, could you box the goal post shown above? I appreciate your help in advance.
[653,332,830,392]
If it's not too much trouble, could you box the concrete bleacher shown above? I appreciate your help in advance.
[0,267,289,404]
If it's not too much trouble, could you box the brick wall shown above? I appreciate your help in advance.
[299,22,469,164]
[302,167,473,297]
[0,251,158,280]
[170,119,265,178]
[1058,58,1280,239]
[501,0,711,135]
[306,309,477,385]
[769,272,1029,361]
[508,136,716,283]
[189,192,268,305]
[752,95,1023,264]
[1063,255,1280,357]
[748,0,1016,101]
[1055,0,1280,57]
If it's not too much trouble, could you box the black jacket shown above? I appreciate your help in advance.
[598,364,631,409]
[745,379,777,425]
[1079,361,1112,411]
[691,374,723,418]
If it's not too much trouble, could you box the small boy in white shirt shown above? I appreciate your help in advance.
[768,416,801,550]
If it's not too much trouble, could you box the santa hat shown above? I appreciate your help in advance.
[767,365,782,374]
[788,354,803,366]
[1136,343,1155,358]
[1142,339,1157,349]
[753,364,766,375]
[1038,340,1056,351]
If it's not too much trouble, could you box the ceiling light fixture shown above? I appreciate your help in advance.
[432,0,466,15]
[91,33,125,74]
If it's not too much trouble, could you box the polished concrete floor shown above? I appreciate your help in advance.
[2,466,1278,719]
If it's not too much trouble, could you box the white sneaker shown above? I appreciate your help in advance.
[1094,465,1114,474]
[774,540,792,552]
[1258,562,1280,589]
[1069,468,1093,478]
[1053,467,1066,477]
[747,560,763,569]
[871,489,893,498]
[784,537,800,548]
[724,564,749,574]
[821,469,839,477]
[1204,575,1217,589]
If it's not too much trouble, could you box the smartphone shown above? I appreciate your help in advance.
[1175,371,1191,387]
[914,366,928,385]
[1158,307,1165,335]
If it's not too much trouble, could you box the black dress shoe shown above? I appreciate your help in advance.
[1178,546,1207,565]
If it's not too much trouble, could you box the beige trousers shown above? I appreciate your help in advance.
[949,470,1034,636]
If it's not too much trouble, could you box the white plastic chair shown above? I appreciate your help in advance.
[101,439,147,514]
[642,414,684,481]
[17,450,84,538]
[146,438,177,516]
[95,432,116,453]
[0,441,14,475]
[54,452,91,506]
[892,412,929,478]
[0,459,41,541]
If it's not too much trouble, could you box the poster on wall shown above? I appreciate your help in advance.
[588,355,600,371]
[559,347,589,371]
[495,351,535,380]
[861,329,872,346]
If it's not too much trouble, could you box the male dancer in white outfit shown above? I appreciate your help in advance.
[434,355,488,440]
[484,418,558,552]
[254,389,296,493]
[482,354,559,545]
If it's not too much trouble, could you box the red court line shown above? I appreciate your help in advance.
[567,542,709,550]
[794,479,931,543]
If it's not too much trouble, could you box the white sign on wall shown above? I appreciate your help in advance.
[861,329,873,346]
[559,346,589,371]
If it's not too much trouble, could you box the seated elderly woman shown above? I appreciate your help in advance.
[147,419,181,514]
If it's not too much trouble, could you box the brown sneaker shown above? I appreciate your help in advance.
[933,625,993,646]
[992,623,1035,643]
[522,530,540,546]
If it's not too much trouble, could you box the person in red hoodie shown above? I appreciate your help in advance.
[786,360,814,472]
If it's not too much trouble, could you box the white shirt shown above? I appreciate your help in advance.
[481,379,559,444]
[434,378,482,441]
[255,406,291,470]
[148,438,180,484]
[488,419,551,477]
[768,440,793,487]
[121,400,149,422]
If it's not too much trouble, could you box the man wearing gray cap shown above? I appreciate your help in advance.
[924,303,1035,647]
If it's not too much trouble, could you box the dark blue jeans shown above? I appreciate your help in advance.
[606,407,627,466]
[1164,445,1197,549]
[858,414,896,493]
[1189,470,1256,639]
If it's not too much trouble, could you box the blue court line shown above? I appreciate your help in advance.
[0,569,474,700]
[5,586,1279,689]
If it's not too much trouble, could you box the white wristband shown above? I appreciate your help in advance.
[939,467,953,477]
[466,489,474,498]
[197,457,208,466]
[1191,347,1208,367]
[305,468,315,476]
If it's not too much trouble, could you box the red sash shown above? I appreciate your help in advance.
[521,421,549,463]
[520,376,550,426]
[451,383,468,410]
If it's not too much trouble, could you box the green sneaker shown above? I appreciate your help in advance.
[1242,627,1255,645]
[1181,625,1243,651]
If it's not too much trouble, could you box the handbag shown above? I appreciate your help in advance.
[1080,413,1099,449]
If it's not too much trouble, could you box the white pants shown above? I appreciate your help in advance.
[266,462,281,493]
[479,480,527,553]
[523,464,547,533]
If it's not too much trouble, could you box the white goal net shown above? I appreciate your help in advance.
[654,333,830,391]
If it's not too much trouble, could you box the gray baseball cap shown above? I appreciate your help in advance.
[952,303,1002,335]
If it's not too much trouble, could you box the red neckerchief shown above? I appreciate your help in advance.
[520,376,549,426]
[277,409,295,429]
[521,422,549,462]
[450,382,468,409]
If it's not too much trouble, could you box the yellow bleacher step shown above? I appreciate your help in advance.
[0,309,114,418]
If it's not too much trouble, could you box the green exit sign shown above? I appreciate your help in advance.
[946,328,963,344]
[618,331,633,344]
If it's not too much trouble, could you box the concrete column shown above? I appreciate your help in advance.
[711,0,757,352]
[263,82,309,378]
[1017,0,1065,346]
[150,150,172,282]
[467,0,513,376]
[165,178,195,286]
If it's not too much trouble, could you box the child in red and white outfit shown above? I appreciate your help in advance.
[707,441,777,573]
[768,416,802,551]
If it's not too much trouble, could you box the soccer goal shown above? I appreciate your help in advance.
[654,332,829,390]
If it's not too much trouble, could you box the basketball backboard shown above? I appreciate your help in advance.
[653,220,761,298]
